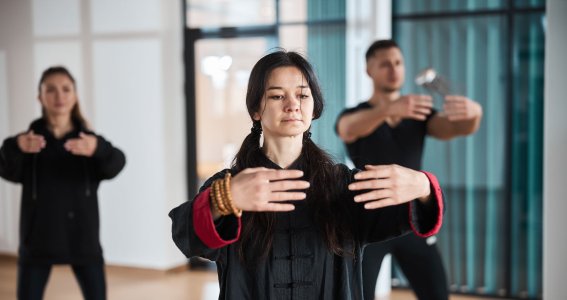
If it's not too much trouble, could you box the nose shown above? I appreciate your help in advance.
[53,90,61,100]
[284,95,300,112]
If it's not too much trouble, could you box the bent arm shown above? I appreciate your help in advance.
[337,106,389,143]
[427,113,482,140]
[169,187,241,260]
[355,170,444,244]
[0,136,26,183]
[90,135,126,180]
[409,171,444,237]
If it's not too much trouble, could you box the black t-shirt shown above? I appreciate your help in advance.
[337,102,437,170]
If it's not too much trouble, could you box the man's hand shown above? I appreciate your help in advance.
[387,94,433,121]
[443,95,482,121]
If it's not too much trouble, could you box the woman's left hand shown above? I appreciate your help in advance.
[64,132,98,157]
[348,164,431,209]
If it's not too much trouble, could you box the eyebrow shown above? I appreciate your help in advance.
[266,85,310,90]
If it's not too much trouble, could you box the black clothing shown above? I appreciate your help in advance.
[338,102,448,300]
[169,153,443,300]
[17,263,106,300]
[338,102,435,170]
[361,235,448,300]
[0,118,126,265]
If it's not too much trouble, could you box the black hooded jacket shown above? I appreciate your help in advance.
[0,118,126,265]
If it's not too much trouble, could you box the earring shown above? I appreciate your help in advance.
[251,121,262,136]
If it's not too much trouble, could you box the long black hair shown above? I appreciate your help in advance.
[233,50,354,262]
[38,66,89,129]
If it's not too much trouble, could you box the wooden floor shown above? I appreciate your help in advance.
[0,255,501,300]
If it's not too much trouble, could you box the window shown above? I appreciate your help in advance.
[393,2,545,298]
[184,0,347,191]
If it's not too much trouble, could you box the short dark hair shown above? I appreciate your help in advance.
[365,40,400,61]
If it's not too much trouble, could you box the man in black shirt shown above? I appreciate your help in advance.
[336,40,482,300]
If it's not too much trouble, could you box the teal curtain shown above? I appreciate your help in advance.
[510,13,544,297]
[306,0,347,161]
[395,15,509,293]
[395,0,505,14]
[394,3,544,299]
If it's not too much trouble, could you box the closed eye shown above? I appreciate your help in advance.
[269,95,284,100]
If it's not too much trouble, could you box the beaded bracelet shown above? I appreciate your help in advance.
[210,172,242,217]
[213,180,230,215]
[223,173,242,217]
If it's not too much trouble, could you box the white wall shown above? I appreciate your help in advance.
[0,0,187,270]
[543,0,567,298]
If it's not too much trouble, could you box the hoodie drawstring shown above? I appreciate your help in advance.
[32,154,37,201]
[83,159,91,197]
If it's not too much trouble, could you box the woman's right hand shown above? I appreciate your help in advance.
[230,167,310,212]
[17,130,46,153]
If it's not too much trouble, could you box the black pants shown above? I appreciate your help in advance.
[362,234,448,300]
[17,263,106,300]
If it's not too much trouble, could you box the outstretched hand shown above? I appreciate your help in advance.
[64,132,98,157]
[387,94,433,121]
[231,168,310,212]
[348,164,431,209]
[443,95,482,121]
[17,130,46,153]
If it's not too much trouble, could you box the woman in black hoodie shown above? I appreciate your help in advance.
[0,66,125,300]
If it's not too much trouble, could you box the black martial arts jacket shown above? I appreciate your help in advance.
[170,154,443,299]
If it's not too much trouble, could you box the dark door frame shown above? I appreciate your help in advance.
[183,7,279,198]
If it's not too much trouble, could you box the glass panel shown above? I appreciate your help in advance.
[394,0,505,15]
[395,15,508,296]
[280,0,345,23]
[515,0,546,8]
[186,0,275,28]
[307,0,346,21]
[280,0,308,23]
[32,0,81,36]
[195,37,276,184]
[509,12,544,299]
[91,0,160,33]
[279,25,308,55]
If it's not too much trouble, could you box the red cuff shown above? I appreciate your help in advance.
[410,171,444,237]
[192,188,241,249]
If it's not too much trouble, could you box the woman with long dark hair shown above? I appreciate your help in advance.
[0,66,126,300]
[169,51,444,299]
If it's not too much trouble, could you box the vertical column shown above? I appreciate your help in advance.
[543,0,567,298]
